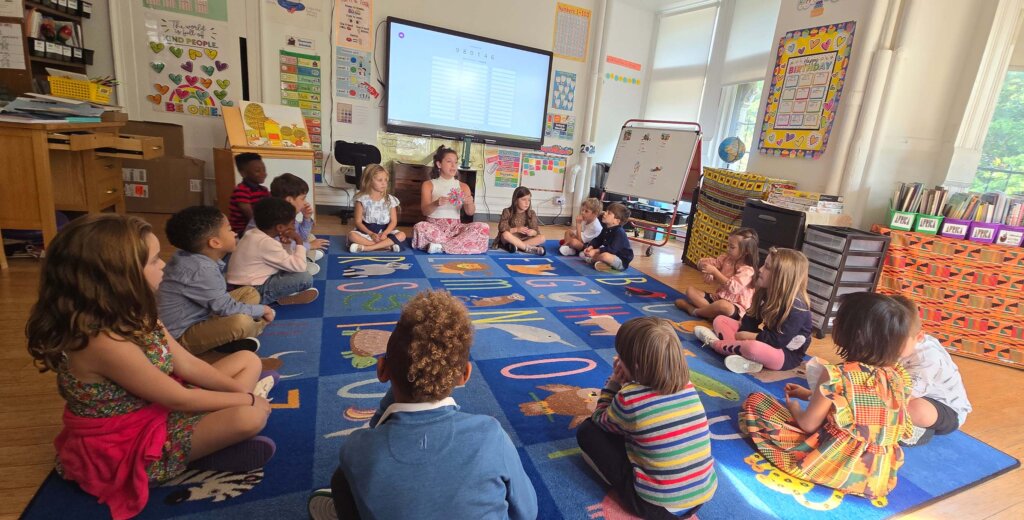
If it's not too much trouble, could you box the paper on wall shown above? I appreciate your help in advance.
[0,23,26,70]
[334,0,373,51]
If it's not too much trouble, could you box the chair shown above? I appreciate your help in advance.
[333,141,382,224]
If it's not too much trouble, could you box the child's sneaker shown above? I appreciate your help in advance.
[307,262,321,276]
[693,326,718,346]
[349,243,363,253]
[900,425,934,447]
[559,245,575,256]
[253,370,280,399]
[427,243,444,254]
[278,287,319,305]
[308,488,338,520]
[391,243,401,253]
[725,355,763,374]
[215,337,260,354]
[528,245,546,256]
[309,249,325,262]
[188,436,276,473]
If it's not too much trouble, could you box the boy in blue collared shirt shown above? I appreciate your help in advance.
[309,290,537,520]
[583,202,635,271]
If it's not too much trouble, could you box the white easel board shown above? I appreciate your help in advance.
[605,125,700,203]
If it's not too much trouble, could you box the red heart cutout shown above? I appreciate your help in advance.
[185,75,198,86]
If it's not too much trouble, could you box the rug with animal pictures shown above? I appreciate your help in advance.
[22,239,1019,519]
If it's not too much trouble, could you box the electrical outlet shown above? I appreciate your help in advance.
[555,196,566,206]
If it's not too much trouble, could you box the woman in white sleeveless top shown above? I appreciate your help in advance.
[411,146,490,254]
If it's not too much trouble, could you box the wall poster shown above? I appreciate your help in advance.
[144,11,233,117]
[280,50,324,178]
[520,153,566,193]
[334,0,373,51]
[757,21,855,159]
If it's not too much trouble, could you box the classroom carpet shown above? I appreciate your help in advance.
[22,239,1020,519]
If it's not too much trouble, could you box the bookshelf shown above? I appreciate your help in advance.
[0,0,94,98]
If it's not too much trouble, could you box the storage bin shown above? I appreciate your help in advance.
[996,225,1024,247]
[887,208,917,231]
[47,76,112,104]
[967,222,1000,244]
[913,214,944,235]
[807,261,877,285]
[804,226,887,253]
[807,277,869,300]
[940,218,971,239]
[809,293,841,316]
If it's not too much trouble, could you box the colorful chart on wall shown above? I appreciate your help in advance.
[520,153,567,193]
[550,70,576,111]
[144,11,234,117]
[280,50,324,179]
[142,0,228,22]
[552,3,590,62]
[545,114,575,140]
[335,47,374,100]
[334,0,373,51]
[239,101,312,149]
[485,149,523,189]
[758,21,855,159]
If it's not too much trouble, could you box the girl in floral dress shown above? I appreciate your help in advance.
[412,146,491,254]
[739,292,918,499]
[26,215,276,519]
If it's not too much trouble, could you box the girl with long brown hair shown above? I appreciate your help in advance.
[692,247,814,374]
[410,146,491,254]
[26,214,275,518]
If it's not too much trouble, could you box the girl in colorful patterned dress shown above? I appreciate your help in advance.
[26,215,276,519]
[739,292,918,499]
[493,186,546,255]
[675,227,759,320]
[348,164,405,253]
[577,317,717,519]
[411,146,491,254]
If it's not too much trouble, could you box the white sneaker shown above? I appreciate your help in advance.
[308,488,338,520]
[559,245,576,256]
[310,249,325,261]
[253,374,276,399]
[349,243,363,253]
[307,262,321,276]
[277,287,319,305]
[725,355,764,374]
[427,243,444,254]
[693,325,718,346]
[391,244,401,253]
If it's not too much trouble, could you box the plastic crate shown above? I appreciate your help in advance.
[47,76,111,104]
[807,261,877,285]
[809,293,840,316]
[804,226,887,253]
[807,277,869,300]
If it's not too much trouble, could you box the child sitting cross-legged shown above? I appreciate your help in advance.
[693,247,813,374]
[493,186,546,255]
[27,215,275,520]
[559,197,603,256]
[269,173,330,266]
[159,206,275,355]
[675,227,759,321]
[740,292,917,500]
[347,164,406,253]
[582,202,635,271]
[227,197,319,306]
[308,290,538,520]
[577,316,716,519]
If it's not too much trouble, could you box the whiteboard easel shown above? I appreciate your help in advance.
[605,120,701,203]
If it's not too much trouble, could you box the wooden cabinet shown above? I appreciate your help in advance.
[0,121,163,248]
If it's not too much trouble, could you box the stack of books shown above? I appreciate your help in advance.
[892,183,950,216]
[765,188,845,214]
[0,93,104,123]
[942,191,1024,225]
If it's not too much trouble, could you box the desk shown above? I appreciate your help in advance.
[0,121,165,248]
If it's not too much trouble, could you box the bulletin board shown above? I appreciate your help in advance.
[758,21,855,159]
[605,122,701,203]
[520,153,567,193]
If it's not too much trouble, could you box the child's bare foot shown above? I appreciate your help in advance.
[675,298,695,314]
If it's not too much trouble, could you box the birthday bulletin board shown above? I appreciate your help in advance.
[757,21,855,159]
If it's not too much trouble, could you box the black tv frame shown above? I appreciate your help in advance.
[384,17,553,150]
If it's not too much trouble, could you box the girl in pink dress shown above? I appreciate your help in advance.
[411,146,490,254]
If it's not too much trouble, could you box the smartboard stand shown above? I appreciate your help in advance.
[603,119,702,258]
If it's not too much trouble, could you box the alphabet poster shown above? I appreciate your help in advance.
[144,11,234,117]
[758,21,855,159]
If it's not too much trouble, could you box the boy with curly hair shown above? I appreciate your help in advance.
[310,290,537,520]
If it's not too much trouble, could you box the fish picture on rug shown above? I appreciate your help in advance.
[690,370,739,400]
[520,384,601,428]
[476,323,574,346]
[159,469,264,505]
[342,329,391,368]
[343,262,412,278]
[744,453,889,511]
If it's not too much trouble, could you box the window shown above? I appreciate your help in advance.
[709,80,763,171]
[973,69,1024,195]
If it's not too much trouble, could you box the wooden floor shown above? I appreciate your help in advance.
[0,214,1021,519]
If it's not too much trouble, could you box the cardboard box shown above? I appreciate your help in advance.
[101,111,129,122]
[120,120,185,157]
[123,156,205,213]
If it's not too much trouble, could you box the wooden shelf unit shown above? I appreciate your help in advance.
[1,0,94,98]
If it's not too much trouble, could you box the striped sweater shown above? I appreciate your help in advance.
[591,382,718,513]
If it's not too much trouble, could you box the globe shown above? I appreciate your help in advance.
[718,137,747,163]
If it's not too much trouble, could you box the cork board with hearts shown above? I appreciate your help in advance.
[144,10,234,117]
[757,21,855,159]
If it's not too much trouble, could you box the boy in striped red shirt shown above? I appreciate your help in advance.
[229,153,270,236]
[577,317,717,519]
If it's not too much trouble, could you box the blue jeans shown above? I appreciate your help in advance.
[255,271,313,304]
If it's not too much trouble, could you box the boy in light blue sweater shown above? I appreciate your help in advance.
[308,290,538,520]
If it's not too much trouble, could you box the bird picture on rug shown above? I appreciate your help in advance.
[342,329,391,368]
[519,384,600,428]
[475,323,574,346]
[159,469,264,505]
[343,261,412,278]
[433,260,492,276]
